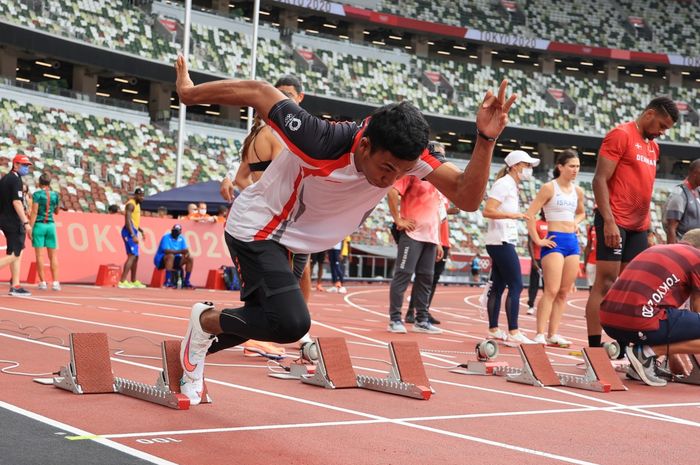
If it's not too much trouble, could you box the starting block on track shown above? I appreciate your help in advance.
[670,354,700,385]
[558,347,627,392]
[498,344,562,387]
[494,344,627,392]
[299,337,432,400]
[48,333,201,409]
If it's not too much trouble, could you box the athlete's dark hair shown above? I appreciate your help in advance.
[688,158,700,174]
[364,101,429,161]
[38,172,51,186]
[274,75,303,94]
[553,149,579,178]
[645,96,679,123]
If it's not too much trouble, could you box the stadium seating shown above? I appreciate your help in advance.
[2,1,700,145]
[0,97,238,212]
[375,0,700,57]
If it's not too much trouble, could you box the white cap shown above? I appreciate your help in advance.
[504,150,540,167]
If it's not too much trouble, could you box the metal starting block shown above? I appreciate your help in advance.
[494,344,626,392]
[450,339,509,375]
[664,354,700,385]
[300,337,432,400]
[496,343,562,387]
[48,333,196,409]
[558,348,627,392]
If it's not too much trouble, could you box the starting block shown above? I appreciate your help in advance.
[672,354,700,385]
[558,348,627,392]
[498,344,562,387]
[494,344,627,392]
[299,337,432,400]
[48,333,199,409]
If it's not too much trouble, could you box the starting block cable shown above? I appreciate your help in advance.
[0,320,167,376]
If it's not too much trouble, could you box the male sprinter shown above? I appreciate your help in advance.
[174,55,516,404]
[585,97,678,348]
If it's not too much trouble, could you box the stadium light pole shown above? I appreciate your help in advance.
[247,0,261,131]
[174,0,193,187]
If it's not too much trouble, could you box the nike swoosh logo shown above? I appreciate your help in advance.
[183,334,198,373]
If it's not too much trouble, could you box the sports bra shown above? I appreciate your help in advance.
[249,160,272,172]
[542,180,577,222]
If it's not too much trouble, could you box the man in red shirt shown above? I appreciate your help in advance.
[585,97,679,348]
[526,211,548,315]
[600,229,700,386]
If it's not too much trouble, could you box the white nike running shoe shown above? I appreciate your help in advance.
[180,302,216,405]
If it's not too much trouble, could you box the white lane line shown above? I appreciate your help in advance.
[16,296,81,306]
[340,326,371,332]
[0,400,178,465]
[98,307,119,311]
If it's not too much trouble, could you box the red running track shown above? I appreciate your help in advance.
[1,283,699,465]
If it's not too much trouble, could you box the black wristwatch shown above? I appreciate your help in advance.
[476,128,497,142]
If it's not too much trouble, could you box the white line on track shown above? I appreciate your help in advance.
[0,400,178,465]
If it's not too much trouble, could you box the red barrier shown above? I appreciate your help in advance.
[0,212,231,287]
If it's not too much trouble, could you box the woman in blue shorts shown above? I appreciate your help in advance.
[527,150,586,347]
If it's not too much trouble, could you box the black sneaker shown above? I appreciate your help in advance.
[625,344,667,387]
[9,287,31,296]
[428,312,441,325]
[405,309,415,324]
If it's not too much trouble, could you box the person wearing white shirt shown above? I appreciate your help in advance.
[483,150,539,346]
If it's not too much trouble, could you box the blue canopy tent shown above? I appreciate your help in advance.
[141,181,231,216]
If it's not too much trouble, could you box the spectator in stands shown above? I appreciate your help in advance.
[190,202,215,223]
[663,159,700,244]
[386,142,447,335]
[483,150,539,345]
[154,224,194,289]
[108,204,120,214]
[157,206,169,218]
[183,203,197,220]
[526,150,586,347]
[310,251,326,291]
[216,205,228,224]
[585,97,679,349]
[118,188,146,288]
[600,229,700,387]
[30,173,61,291]
[406,142,459,324]
[0,154,33,296]
[583,222,597,290]
[174,56,515,405]
[526,211,548,315]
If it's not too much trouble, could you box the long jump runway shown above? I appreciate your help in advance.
[1,284,699,465]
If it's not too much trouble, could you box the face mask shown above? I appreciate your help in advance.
[520,167,533,181]
[199,208,207,215]
[18,165,29,176]
[171,230,181,238]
